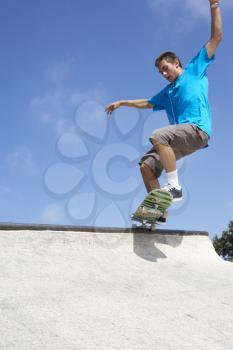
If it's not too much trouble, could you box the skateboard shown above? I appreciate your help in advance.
[131,189,173,231]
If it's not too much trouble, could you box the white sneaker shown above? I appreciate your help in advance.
[161,184,183,202]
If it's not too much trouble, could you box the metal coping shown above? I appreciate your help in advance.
[0,222,209,236]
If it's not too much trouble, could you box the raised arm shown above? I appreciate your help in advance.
[206,0,223,59]
[105,99,153,115]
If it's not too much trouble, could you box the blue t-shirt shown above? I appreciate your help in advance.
[148,46,214,137]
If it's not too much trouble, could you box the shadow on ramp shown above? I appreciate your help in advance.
[133,232,183,262]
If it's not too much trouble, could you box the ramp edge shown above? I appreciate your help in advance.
[0,222,209,236]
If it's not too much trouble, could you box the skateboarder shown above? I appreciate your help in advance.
[105,1,222,216]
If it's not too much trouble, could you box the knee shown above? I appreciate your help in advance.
[140,163,156,176]
[150,134,169,150]
[152,140,169,151]
[140,163,148,173]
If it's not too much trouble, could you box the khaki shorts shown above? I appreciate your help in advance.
[139,123,209,177]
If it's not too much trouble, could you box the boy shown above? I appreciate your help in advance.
[105,1,222,219]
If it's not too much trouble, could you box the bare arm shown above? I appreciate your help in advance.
[206,0,223,59]
[105,99,153,115]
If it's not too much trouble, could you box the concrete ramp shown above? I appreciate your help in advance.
[0,224,233,350]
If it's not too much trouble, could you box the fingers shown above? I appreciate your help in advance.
[105,103,115,115]
[105,101,121,115]
[105,105,113,115]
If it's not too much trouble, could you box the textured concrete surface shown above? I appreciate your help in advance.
[0,225,233,350]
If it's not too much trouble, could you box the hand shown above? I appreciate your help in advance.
[209,0,219,5]
[105,101,121,115]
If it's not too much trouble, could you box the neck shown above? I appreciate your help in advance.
[177,67,184,77]
[173,68,184,82]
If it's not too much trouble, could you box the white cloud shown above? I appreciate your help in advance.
[186,0,233,18]
[146,0,204,41]
[39,203,68,224]
[29,89,77,133]
[29,58,108,134]
[0,186,24,210]
[29,88,99,134]
[5,147,36,173]
[0,186,14,202]
[148,0,233,20]
[46,57,76,85]
[147,0,206,20]
[147,0,231,38]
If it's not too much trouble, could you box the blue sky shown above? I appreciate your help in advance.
[0,0,232,238]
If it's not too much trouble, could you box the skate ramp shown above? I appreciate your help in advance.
[0,223,233,350]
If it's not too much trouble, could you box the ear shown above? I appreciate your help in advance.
[175,59,179,68]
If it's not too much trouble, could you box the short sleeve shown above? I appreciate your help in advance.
[186,45,215,77]
[148,90,166,112]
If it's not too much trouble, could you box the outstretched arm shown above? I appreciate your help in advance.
[105,99,153,115]
[206,0,223,59]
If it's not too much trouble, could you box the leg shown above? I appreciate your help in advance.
[138,161,171,225]
[152,142,176,173]
[140,163,160,193]
[149,124,209,200]
[150,124,209,174]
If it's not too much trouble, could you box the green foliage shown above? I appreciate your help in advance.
[213,221,233,261]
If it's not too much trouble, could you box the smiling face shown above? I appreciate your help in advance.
[157,58,183,83]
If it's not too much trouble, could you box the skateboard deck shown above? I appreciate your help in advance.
[131,189,173,231]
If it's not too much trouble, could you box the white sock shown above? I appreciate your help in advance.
[166,170,181,189]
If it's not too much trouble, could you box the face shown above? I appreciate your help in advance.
[157,59,181,83]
